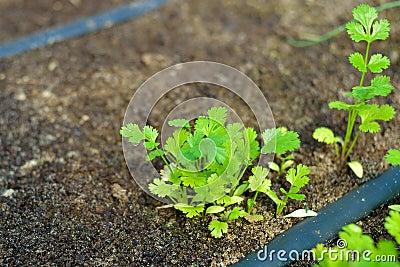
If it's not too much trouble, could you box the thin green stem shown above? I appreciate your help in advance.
[345,130,360,159]
[276,195,288,215]
[342,41,370,160]
[359,41,371,87]
[229,164,248,196]
[156,147,176,180]
[248,191,259,213]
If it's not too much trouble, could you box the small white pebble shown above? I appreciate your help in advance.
[14,92,27,101]
[2,189,15,198]
[48,61,59,71]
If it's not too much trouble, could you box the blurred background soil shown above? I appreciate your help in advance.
[0,0,399,266]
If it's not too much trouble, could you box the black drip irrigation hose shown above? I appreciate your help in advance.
[0,0,170,58]
[234,166,400,267]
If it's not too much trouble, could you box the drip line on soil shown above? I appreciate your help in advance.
[234,166,400,267]
[0,0,170,58]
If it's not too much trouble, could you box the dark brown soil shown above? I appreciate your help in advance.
[1,0,399,266]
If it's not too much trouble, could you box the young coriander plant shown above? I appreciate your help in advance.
[314,209,400,266]
[385,149,400,166]
[121,107,310,238]
[266,127,300,175]
[313,4,396,178]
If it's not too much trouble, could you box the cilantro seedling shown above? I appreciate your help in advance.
[313,4,396,178]
[385,149,400,166]
[121,107,310,238]
[264,127,300,175]
[314,210,400,266]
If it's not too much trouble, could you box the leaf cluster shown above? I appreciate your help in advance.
[314,210,400,266]
[121,107,309,238]
[313,4,396,178]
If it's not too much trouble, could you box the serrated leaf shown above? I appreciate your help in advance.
[174,203,204,218]
[371,19,390,42]
[168,119,190,128]
[371,75,394,95]
[243,127,260,163]
[368,54,390,73]
[283,209,318,218]
[149,178,176,198]
[143,125,158,142]
[352,4,377,31]
[347,161,363,178]
[249,166,269,191]
[313,127,337,145]
[120,123,144,144]
[225,207,247,220]
[261,128,300,155]
[206,205,225,214]
[359,104,395,133]
[257,179,272,194]
[208,220,228,238]
[346,21,367,42]
[385,149,400,166]
[207,107,227,125]
[164,129,189,159]
[286,164,310,188]
[385,211,400,244]
[216,195,244,207]
[146,149,164,161]
[329,101,351,110]
[349,76,393,101]
[144,141,159,150]
[349,52,366,72]
[181,176,207,187]
[226,123,243,141]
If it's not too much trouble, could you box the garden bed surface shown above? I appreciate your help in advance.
[0,0,399,266]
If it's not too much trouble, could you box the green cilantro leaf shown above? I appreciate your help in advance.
[164,129,189,159]
[385,149,400,166]
[181,176,207,187]
[385,211,400,244]
[146,149,165,161]
[346,21,368,43]
[313,127,340,144]
[207,107,227,125]
[205,205,225,214]
[352,4,377,31]
[120,123,144,144]
[359,104,395,133]
[143,125,158,142]
[349,52,366,72]
[261,128,300,155]
[368,54,390,73]
[286,164,310,188]
[174,203,204,218]
[149,178,179,198]
[371,19,390,42]
[244,127,260,163]
[223,207,247,221]
[168,119,190,128]
[248,166,269,191]
[208,220,228,238]
[216,195,244,207]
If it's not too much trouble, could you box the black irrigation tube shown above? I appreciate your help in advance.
[0,0,170,59]
[234,166,400,267]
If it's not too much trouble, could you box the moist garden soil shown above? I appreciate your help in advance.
[1,0,400,266]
